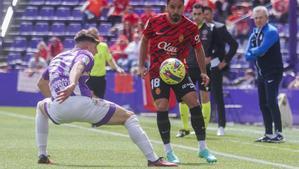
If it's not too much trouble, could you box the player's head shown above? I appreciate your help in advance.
[192,3,204,24]
[203,6,213,23]
[252,6,269,28]
[74,29,99,55]
[166,0,184,23]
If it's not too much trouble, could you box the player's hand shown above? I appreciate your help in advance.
[56,83,76,104]
[138,66,147,78]
[218,61,227,70]
[116,67,125,73]
[200,73,210,86]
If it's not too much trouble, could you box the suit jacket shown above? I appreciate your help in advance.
[209,21,238,64]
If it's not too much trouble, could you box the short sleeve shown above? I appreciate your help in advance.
[189,24,202,49]
[75,50,94,72]
[143,18,154,39]
[101,43,112,61]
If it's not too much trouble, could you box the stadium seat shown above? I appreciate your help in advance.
[86,23,97,29]
[22,6,38,20]
[28,37,43,51]
[134,8,144,15]
[39,7,55,20]
[63,38,75,49]
[19,22,33,35]
[61,0,79,6]
[130,0,142,5]
[98,23,112,36]
[28,0,44,5]
[55,7,71,20]
[66,23,82,35]
[50,22,65,36]
[10,37,27,52]
[45,0,61,5]
[71,8,82,21]
[33,22,49,35]
[100,8,109,21]
[7,52,23,67]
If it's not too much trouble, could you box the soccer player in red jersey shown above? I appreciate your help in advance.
[138,0,217,164]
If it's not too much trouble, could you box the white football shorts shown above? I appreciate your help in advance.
[42,96,116,126]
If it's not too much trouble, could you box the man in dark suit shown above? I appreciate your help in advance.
[203,6,238,136]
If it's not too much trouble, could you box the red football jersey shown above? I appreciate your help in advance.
[143,13,202,78]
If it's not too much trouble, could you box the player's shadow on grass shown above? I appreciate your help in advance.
[52,163,139,168]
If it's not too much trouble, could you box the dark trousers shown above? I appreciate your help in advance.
[257,73,282,134]
[210,67,226,128]
[86,76,106,99]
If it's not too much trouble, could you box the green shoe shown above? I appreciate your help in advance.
[198,149,217,163]
[166,151,180,164]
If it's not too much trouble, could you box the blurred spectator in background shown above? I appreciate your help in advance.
[108,0,129,24]
[226,2,251,46]
[87,27,124,98]
[270,0,289,23]
[110,34,128,62]
[122,5,140,41]
[124,33,140,73]
[288,75,299,89]
[27,52,48,77]
[213,0,235,23]
[0,62,9,73]
[253,0,271,7]
[140,5,156,29]
[47,37,64,62]
[184,0,215,14]
[36,41,49,61]
[123,5,139,27]
[81,0,108,26]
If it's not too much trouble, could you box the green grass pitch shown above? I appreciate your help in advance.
[0,106,299,169]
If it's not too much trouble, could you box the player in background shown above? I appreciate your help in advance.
[176,3,215,138]
[35,29,177,167]
[138,0,217,164]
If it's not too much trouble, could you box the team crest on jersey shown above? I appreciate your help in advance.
[155,88,161,95]
[179,34,184,43]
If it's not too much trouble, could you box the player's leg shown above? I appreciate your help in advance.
[150,77,179,163]
[200,90,211,128]
[105,103,177,167]
[35,98,52,164]
[181,91,216,163]
[175,76,216,163]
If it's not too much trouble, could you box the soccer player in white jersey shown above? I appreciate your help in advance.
[35,29,177,167]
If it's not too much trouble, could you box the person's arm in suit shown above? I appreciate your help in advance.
[221,25,238,64]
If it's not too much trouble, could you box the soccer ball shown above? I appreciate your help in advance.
[159,58,186,85]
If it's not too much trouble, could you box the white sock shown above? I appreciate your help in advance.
[124,115,158,162]
[164,143,173,154]
[35,101,49,156]
[199,141,207,151]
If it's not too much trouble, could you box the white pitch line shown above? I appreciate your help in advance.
[1,111,299,169]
